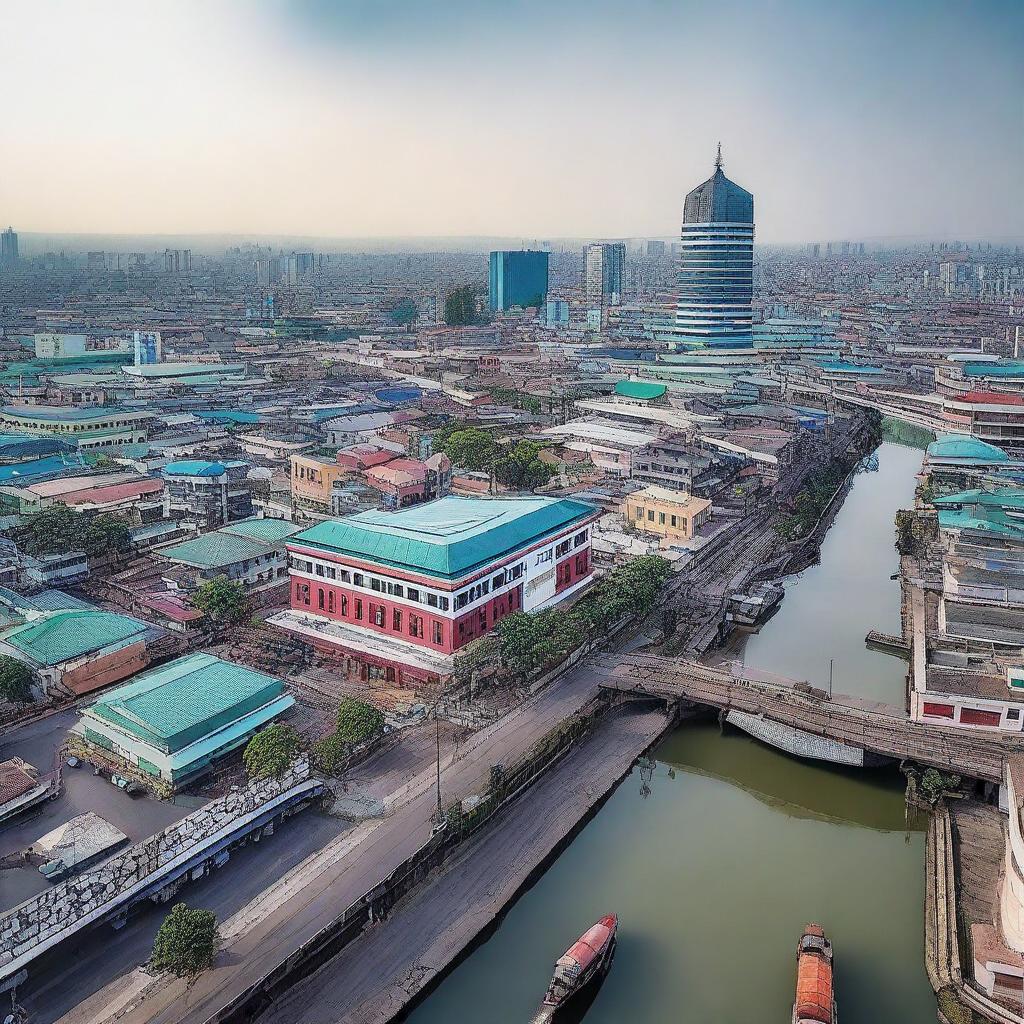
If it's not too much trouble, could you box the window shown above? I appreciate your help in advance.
[296,582,310,605]
[409,613,423,638]
[316,564,325,577]
[387,581,404,597]
[478,608,487,630]
[509,564,523,581]
[439,596,449,610]
[536,549,552,565]
[647,510,655,522]
[353,572,364,587]
[328,592,336,613]
[556,539,571,557]
[670,515,678,528]
[635,507,643,520]
[574,530,587,547]
[340,594,348,615]
[432,621,443,645]
[575,553,587,574]
[658,512,666,525]
[355,599,363,620]
[454,592,469,610]
[1008,709,1021,721]
[492,571,506,589]
[407,587,420,602]
[370,577,383,592]
[392,608,402,630]
[373,605,385,627]
[427,593,439,607]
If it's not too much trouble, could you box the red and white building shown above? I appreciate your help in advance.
[269,495,601,689]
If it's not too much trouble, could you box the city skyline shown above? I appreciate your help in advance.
[1,0,1023,243]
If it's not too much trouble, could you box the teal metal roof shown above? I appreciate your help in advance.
[927,434,1011,463]
[85,652,286,753]
[614,380,667,400]
[817,360,887,375]
[162,460,227,477]
[3,610,150,666]
[933,488,1024,511]
[963,362,1024,378]
[221,518,301,542]
[291,495,597,580]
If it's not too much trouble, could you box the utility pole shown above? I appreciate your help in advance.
[828,658,834,701]
[434,713,442,823]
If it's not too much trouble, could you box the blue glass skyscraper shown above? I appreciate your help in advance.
[488,250,549,311]
[674,146,754,348]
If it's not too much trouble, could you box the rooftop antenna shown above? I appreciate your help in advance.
[715,142,723,170]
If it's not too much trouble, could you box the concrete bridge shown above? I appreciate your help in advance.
[603,654,1022,783]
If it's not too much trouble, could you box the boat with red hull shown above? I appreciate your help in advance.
[540,914,617,1017]
[793,923,837,1024]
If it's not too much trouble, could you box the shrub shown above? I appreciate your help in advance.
[150,904,219,977]
[335,698,384,746]
[312,733,350,776]
[0,655,33,702]
[243,723,301,780]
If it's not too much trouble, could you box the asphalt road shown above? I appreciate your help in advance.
[56,664,606,1024]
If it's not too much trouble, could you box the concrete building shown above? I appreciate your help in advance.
[158,517,301,594]
[0,609,155,699]
[624,485,713,543]
[161,460,253,529]
[74,653,295,789]
[0,406,151,449]
[290,453,351,513]
[674,146,755,348]
[0,227,18,268]
[271,495,600,688]
[583,242,626,309]
[0,471,164,516]
[488,250,549,312]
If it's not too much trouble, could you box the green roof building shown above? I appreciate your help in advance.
[75,653,294,787]
[614,380,668,402]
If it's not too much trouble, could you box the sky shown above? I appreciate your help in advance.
[1,0,1022,244]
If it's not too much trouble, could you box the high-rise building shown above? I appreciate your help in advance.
[488,250,549,311]
[583,242,626,308]
[286,252,315,285]
[674,145,754,348]
[163,248,191,274]
[0,227,18,268]
[646,240,667,257]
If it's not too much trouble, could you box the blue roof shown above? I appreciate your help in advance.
[162,459,247,477]
[817,360,887,375]
[927,434,1011,463]
[962,362,1024,378]
[0,454,85,484]
[194,410,263,425]
[291,495,597,580]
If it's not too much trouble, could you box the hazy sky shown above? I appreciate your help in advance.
[2,0,1022,243]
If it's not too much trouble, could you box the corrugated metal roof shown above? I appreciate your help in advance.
[221,518,301,542]
[927,434,1011,462]
[160,531,276,569]
[614,380,667,400]
[84,653,286,753]
[291,495,597,580]
[3,610,150,666]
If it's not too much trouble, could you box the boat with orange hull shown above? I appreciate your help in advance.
[793,923,837,1024]
[541,914,617,1016]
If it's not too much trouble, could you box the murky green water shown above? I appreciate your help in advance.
[407,442,935,1024]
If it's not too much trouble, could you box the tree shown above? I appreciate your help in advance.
[6,505,132,559]
[335,698,384,746]
[243,723,301,780]
[444,285,478,326]
[439,427,498,473]
[311,733,350,776]
[150,904,220,977]
[0,655,32,702]
[494,441,554,490]
[192,576,249,623]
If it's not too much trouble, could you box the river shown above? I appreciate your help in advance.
[406,441,933,1024]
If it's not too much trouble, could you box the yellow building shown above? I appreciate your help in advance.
[290,454,349,511]
[625,485,713,543]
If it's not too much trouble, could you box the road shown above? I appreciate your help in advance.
[257,704,668,1024]
[52,662,606,1024]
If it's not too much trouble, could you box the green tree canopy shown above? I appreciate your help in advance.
[243,723,301,780]
[387,297,418,326]
[335,698,385,746]
[7,505,132,559]
[444,285,478,326]
[192,576,249,623]
[311,732,350,776]
[150,904,220,977]
[0,655,33,703]
[494,441,554,490]
[438,427,498,473]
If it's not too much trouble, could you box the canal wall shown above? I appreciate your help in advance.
[254,704,671,1024]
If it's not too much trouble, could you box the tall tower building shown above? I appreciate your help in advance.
[488,250,549,311]
[674,146,754,348]
[583,242,626,309]
[0,227,18,267]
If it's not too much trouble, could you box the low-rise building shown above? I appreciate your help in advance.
[290,453,349,513]
[624,485,713,544]
[0,406,151,449]
[161,459,253,529]
[74,653,295,789]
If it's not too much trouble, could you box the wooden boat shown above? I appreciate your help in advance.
[541,914,617,1013]
[793,923,837,1024]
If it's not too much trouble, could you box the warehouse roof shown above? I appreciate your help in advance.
[927,434,1011,463]
[614,380,667,401]
[2,610,151,666]
[161,459,247,477]
[291,495,598,580]
[84,653,288,753]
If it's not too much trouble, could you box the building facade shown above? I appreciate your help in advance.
[583,242,626,309]
[161,459,253,529]
[488,250,549,311]
[0,227,17,268]
[271,495,600,687]
[625,485,713,543]
[674,146,755,348]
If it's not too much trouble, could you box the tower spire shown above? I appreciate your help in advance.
[715,142,722,170]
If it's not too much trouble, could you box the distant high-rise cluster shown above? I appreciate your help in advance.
[163,248,192,274]
[254,252,317,288]
[1,226,18,268]
[674,146,754,347]
[487,250,549,311]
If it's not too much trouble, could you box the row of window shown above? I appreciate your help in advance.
[296,581,445,644]
[634,506,688,529]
